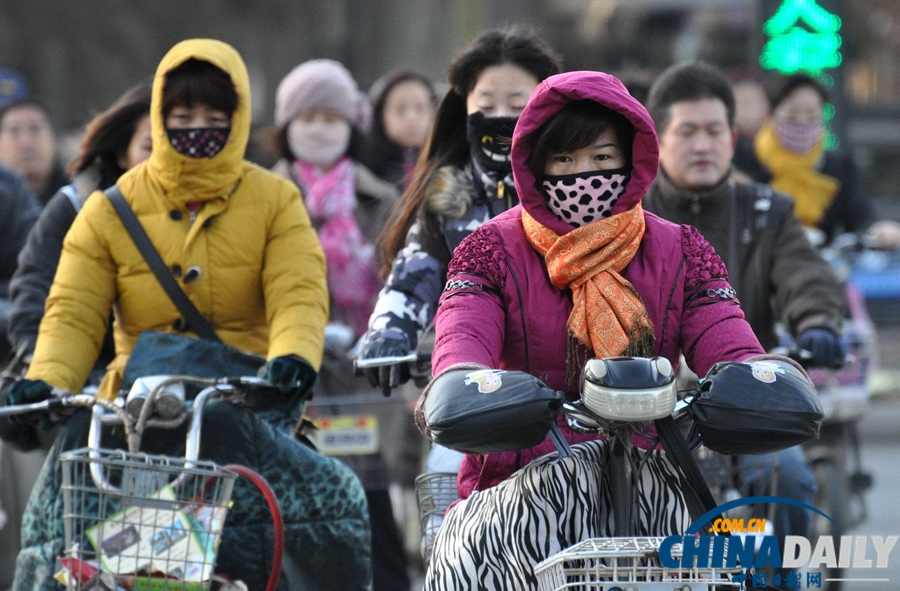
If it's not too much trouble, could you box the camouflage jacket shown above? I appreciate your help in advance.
[366,164,516,349]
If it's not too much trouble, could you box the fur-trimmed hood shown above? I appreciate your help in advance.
[425,165,474,220]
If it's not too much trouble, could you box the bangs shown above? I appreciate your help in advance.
[162,58,238,119]
[528,100,634,177]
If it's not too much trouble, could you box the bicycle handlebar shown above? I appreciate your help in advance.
[769,345,815,368]
[354,352,431,369]
[2,375,283,493]
[769,344,850,370]
[0,391,97,417]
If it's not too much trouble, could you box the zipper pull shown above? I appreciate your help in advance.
[497,180,504,200]
[690,196,701,215]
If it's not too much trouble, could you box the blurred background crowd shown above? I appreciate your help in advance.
[1,0,899,217]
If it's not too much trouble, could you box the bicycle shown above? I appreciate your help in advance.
[530,357,745,591]
[339,351,434,561]
[418,355,824,591]
[352,351,458,570]
[755,232,882,591]
[0,375,312,591]
[768,339,872,591]
[417,357,747,590]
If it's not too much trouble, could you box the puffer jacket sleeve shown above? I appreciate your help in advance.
[431,224,508,374]
[770,198,845,336]
[8,190,78,354]
[261,183,328,370]
[27,192,117,391]
[678,225,765,378]
[366,219,445,350]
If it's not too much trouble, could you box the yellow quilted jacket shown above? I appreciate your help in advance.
[27,39,328,400]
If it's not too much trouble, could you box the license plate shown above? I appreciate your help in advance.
[310,415,379,456]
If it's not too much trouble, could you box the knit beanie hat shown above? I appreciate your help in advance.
[275,59,371,130]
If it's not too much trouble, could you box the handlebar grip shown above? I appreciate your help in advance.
[0,398,53,417]
[354,352,430,370]
[0,391,79,417]
[769,346,814,368]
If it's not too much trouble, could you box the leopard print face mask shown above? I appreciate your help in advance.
[542,168,630,227]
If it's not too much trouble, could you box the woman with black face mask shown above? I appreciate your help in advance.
[358,26,562,396]
[6,40,370,591]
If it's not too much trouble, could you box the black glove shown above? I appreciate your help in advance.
[796,327,844,369]
[5,378,55,428]
[266,355,317,396]
[358,329,411,396]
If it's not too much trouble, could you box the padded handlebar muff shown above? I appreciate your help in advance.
[689,358,824,455]
[421,368,564,455]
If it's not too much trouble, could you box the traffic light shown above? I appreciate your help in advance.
[760,0,842,76]
[760,0,843,147]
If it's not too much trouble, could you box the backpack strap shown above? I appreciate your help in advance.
[105,185,222,343]
[60,184,83,212]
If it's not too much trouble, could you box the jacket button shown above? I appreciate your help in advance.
[171,264,182,278]
[183,265,202,283]
[169,210,183,221]
[172,318,187,332]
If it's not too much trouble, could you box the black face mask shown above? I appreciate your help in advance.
[166,127,231,159]
[466,112,517,174]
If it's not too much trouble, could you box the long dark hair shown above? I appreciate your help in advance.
[363,70,436,181]
[68,81,152,184]
[377,26,562,274]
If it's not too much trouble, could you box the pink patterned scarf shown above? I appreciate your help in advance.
[293,157,381,336]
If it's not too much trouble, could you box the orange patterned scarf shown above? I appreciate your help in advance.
[522,206,655,364]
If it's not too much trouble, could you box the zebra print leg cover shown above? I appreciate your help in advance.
[424,440,689,591]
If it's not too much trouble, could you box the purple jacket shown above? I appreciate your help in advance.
[430,72,764,498]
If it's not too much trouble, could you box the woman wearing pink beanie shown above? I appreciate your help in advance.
[272,59,409,591]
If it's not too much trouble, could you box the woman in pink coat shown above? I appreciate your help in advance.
[417,71,796,590]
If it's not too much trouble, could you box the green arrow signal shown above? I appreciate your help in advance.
[763,0,841,35]
[761,0,842,75]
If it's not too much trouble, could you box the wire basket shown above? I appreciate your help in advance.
[414,472,459,565]
[59,447,237,590]
[534,537,742,591]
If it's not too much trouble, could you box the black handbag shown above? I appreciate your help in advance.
[106,186,266,394]
[688,358,824,455]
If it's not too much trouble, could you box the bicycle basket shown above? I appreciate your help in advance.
[414,472,460,566]
[534,537,742,591]
[59,448,237,590]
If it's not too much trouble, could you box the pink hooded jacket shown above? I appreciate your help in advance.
[430,71,764,498]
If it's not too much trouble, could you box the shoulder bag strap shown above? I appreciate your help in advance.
[105,185,221,342]
[656,416,784,587]
[655,415,722,529]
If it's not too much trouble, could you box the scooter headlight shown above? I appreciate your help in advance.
[580,357,677,422]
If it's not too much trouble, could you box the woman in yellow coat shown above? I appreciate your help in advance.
[6,39,371,591]
[14,39,327,402]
